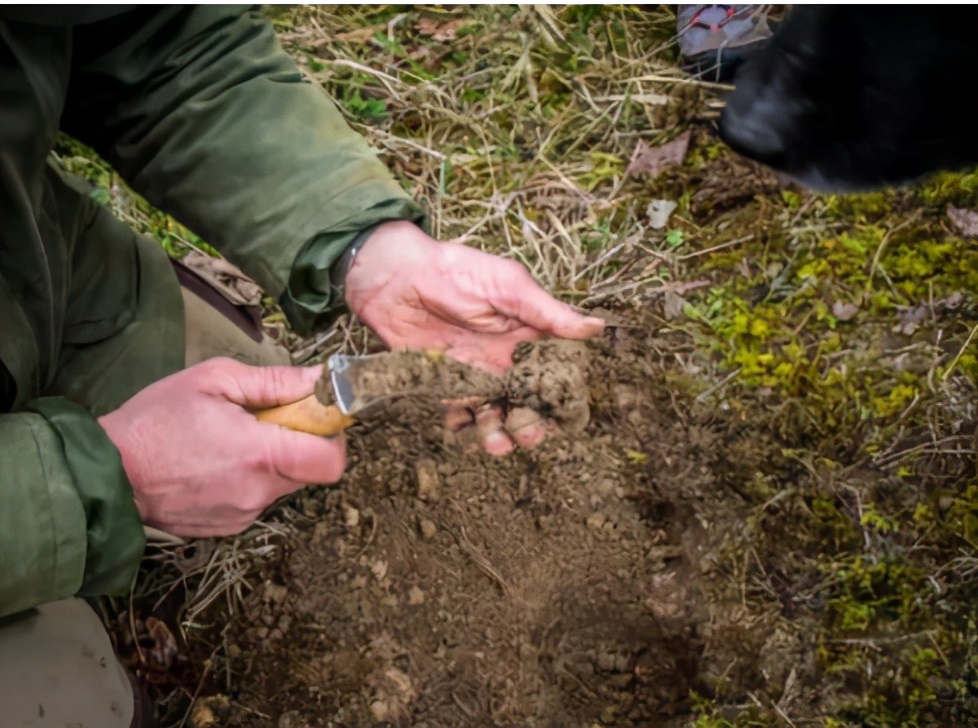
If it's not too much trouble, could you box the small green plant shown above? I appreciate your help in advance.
[666,228,685,247]
[689,691,771,727]
[341,89,389,123]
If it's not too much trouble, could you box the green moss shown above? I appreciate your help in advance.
[822,190,896,223]
[823,557,928,633]
[687,142,731,169]
[810,495,862,552]
[810,475,978,725]
[689,692,772,728]
[684,185,976,723]
[578,150,625,191]
[833,643,945,727]
[947,482,978,549]
[916,170,978,209]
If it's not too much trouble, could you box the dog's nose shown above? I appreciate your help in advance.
[719,86,789,167]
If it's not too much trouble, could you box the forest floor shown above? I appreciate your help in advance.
[62,6,978,727]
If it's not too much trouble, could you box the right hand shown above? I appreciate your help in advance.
[98,358,346,538]
[343,221,605,456]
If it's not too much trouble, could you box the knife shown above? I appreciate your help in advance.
[254,351,503,436]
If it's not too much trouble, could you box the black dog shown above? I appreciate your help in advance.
[718,6,978,191]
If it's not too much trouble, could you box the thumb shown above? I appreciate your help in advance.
[205,358,324,408]
[499,269,605,339]
[264,426,347,491]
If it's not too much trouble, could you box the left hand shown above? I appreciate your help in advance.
[343,221,605,455]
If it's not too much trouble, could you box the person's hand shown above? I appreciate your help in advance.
[343,221,605,455]
[98,359,346,537]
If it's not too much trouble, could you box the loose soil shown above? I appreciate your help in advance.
[321,350,505,415]
[180,319,800,728]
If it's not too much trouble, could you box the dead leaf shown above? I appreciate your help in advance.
[181,250,263,307]
[831,300,860,322]
[415,17,439,36]
[662,291,687,321]
[415,17,467,42]
[143,617,179,670]
[646,199,678,229]
[189,695,231,728]
[892,292,968,335]
[893,305,928,336]
[336,24,386,43]
[626,131,690,179]
[942,291,965,310]
[947,206,978,238]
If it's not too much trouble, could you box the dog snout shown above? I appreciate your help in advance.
[718,82,789,169]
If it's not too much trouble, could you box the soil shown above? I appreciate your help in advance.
[320,351,505,416]
[193,315,800,727]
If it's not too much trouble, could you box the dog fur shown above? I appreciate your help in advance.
[718,6,978,191]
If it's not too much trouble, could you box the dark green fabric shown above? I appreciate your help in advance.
[1,5,425,611]
[0,19,73,406]
[62,5,426,322]
[0,6,135,26]
[43,167,186,418]
[0,410,88,618]
[27,398,145,598]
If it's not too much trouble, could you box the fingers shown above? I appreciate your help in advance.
[503,407,549,449]
[444,404,477,431]
[260,426,348,493]
[475,407,515,456]
[146,429,345,537]
[445,404,510,454]
[200,358,324,408]
[444,403,550,456]
[495,264,606,340]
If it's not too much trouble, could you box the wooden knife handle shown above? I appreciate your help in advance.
[254,393,354,437]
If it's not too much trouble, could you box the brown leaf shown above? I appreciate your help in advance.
[143,617,179,670]
[662,291,688,321]
[626,131,690,179]
[831,300,860,322]
[415,17,439,35]
[893,305,928,336]
[335,24,386,43]
[893,292,967,335]
[947,206,978,238]
[942,291,965,310]
[415,17,467,42]
[189,695,231,728]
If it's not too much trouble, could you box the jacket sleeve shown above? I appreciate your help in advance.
[0,398,145,618]
[62,5,426,334]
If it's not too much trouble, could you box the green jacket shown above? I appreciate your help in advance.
[0,5,424,617]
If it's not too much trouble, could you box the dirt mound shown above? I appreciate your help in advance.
[220,316,792,727]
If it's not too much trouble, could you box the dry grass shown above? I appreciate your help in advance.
[278,5,717,310]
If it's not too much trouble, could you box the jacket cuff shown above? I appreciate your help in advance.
[282,197,427,336]
[27,397,146,597]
